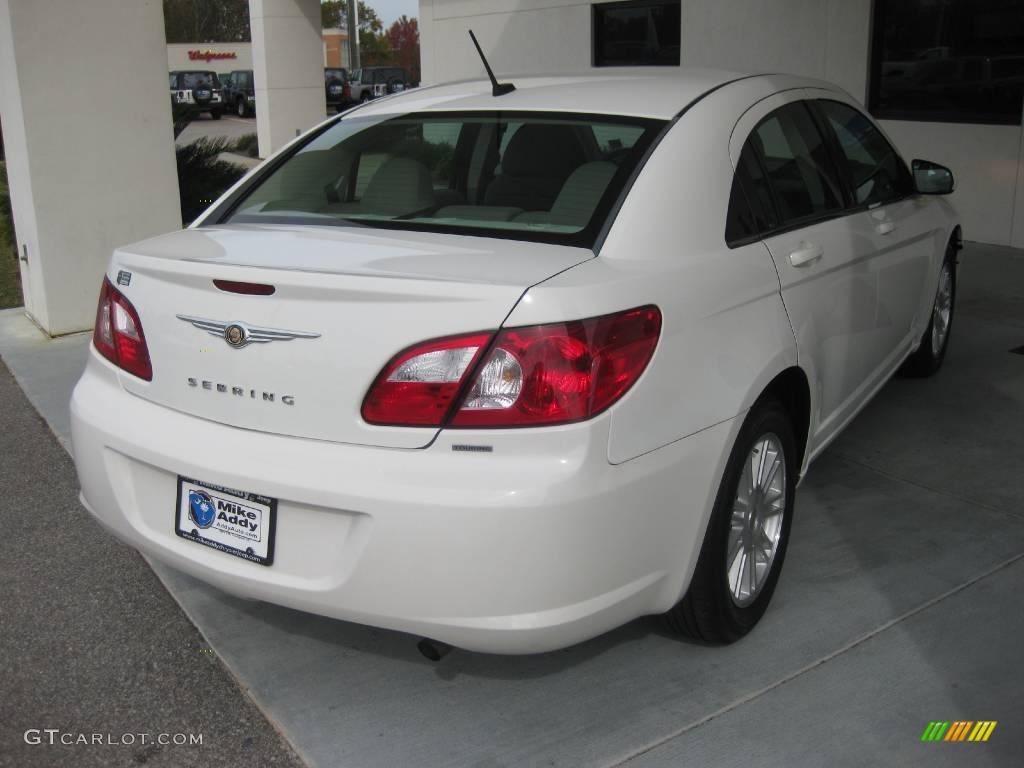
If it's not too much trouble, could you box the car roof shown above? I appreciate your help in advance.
[354,69,839,120]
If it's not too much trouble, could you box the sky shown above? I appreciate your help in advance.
[364,0,419,25]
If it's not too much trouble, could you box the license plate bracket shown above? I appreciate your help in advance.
[175,476,277,566]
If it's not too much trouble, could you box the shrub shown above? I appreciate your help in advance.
[231,133,260,158]
[175,137,246,225]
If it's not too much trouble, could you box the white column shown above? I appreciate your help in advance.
[249,0,325,159]
[0,0,180,336]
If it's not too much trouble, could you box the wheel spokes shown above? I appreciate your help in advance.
[727,432,787,607]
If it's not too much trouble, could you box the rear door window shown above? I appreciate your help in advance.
[725,141,780,245]
[750,103,844,227]
[815,100,912,207]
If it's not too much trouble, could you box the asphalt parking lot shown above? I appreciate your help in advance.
[1,242,1022,767]
[0,363,302,768]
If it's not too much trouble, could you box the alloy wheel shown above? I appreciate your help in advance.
[727,433,786,607]
[931,262,954,355]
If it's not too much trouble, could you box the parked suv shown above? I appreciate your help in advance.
[347,67,414,103]
[169,70,224,119]
[225,69,256,117]
[324,67,351,113]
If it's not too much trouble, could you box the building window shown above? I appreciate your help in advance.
[869,0,1024,125]
[592,0,681,67]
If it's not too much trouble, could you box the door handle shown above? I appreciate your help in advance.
[789,243,823,268]
[876,221,897,236]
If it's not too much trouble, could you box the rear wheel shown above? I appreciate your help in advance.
[211,109,222,121]
[665,400,796,643]
[237,98,246,118]
[902,243,956,377]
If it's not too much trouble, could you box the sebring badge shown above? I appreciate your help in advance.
[176,315,320,349]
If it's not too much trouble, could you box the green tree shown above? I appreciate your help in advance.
[321,0,344,28]
[320,1,395,65]
[163,0,251,43]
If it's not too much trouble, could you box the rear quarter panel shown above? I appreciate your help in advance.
[504,77,804,465]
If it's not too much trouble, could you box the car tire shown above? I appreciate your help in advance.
[901,242,957,378]
[237,98,247,118]
[360,92,370,103]
[211,109,222,121]
[664,399,797,644]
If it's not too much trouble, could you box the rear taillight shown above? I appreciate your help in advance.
[93,277,152,381]
[361,306,660,428]
[361,333,491,426]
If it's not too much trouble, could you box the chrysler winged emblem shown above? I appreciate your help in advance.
[176,315,321,349]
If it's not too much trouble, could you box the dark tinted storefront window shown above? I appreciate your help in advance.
[593,0,681,67]
[869,0,1024,125]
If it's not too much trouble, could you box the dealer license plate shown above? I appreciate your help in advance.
[175,477,277,566]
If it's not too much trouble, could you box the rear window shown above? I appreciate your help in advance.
[223,111,665,248]
[180,72,220,89]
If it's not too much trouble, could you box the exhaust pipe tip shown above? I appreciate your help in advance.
[417,638,452,662]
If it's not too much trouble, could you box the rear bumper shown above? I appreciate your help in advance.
[71,351,734,653]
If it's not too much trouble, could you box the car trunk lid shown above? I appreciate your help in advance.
[109,225,591,449]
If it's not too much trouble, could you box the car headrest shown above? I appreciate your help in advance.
[549,161,618,226]
[499,124,587,179]
[362,157,434,214]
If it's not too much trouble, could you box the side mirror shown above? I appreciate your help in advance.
[912,159,954,195]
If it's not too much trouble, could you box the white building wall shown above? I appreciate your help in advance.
[0,0,181,335]
[167,42,254,74]
[419,0,1024,247]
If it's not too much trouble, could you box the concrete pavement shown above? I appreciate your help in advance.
[175,113,258,147]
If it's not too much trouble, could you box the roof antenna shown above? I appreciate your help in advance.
[468,30,515,97]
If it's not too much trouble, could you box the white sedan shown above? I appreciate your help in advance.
[71,70,959,655]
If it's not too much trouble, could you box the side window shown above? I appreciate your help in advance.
[725,142,779,244]
[816,100,911,207]
[750,103,844,227]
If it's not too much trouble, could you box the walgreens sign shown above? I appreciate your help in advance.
[188,50,238,62]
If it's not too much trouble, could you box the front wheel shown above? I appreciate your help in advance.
[664,400,797,644]
[237,98,246,118]
[902,244,956,377]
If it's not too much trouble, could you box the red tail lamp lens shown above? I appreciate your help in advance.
[361,333,492,426]
[452,306,661,427]
[361,306,661,428]
[93,277,153,381]
[213,279,276,296]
